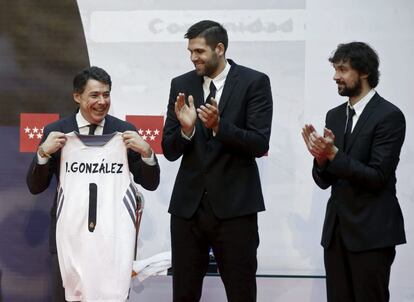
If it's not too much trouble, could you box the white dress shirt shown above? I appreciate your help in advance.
[348,89,375,132]
[202,60,231,105]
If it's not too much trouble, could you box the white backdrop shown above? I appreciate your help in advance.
[76,0,413,298]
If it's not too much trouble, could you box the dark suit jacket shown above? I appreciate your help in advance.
[26,113,160,253]
[162,60,273,219]
[313,92,406,251]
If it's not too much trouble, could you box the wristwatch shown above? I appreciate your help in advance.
[38,145,51,158]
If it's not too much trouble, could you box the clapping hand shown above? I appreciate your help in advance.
[175,93,197,137]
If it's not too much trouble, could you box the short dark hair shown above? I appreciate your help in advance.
[185,20,228,52]
[73,66,112,94]
[329,42,380,88]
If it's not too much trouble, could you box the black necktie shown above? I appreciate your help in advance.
[344,106,356,149]
[205,81,217,104]
[88,124,98,135]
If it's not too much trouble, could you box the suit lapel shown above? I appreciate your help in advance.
[218,60,238,115]
[193,76,204,108]
[103,115,113,134]
[331,103,347,151]
[55,114,78,163]
[345,93,379,152]
[191,75,210,138]
[62,113,79,133]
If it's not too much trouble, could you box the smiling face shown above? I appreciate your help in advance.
[187,37,224,78]
[73,79,110,124]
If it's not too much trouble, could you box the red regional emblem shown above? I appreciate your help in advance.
[126,115,164,154]
[20,113,59,152]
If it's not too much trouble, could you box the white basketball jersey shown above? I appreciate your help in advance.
[57,132,138,302]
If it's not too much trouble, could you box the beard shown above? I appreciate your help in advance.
[195,53,220,77]
[337,78,362,97]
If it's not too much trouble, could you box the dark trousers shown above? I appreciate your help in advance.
[171,192,259,302]
[324,224,396,302]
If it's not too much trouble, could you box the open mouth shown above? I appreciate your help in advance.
[93,107,107,114]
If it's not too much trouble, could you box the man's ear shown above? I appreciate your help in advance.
[360,73,369,80]
[215,43,225,57]
[73,93,81,105]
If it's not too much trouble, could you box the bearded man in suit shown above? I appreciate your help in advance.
[302,42,406,302]
[162,20,273,302]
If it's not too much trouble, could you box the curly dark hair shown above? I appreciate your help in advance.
[73,66,112,94]
[329,42,380,88]
[185,20,228,53]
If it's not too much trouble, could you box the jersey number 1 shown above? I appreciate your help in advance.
[88,183,97,232]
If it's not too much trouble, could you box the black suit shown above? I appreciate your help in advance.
[313,93,406,301]
[162,60,273,301]
[26,113,160,302]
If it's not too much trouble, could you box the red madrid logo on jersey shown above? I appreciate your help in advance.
[125,115,164,154]
[20,113,60,152]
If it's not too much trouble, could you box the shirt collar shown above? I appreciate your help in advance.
[203,60,231,89]
[348,89,375,117]
[76,111,105,129]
